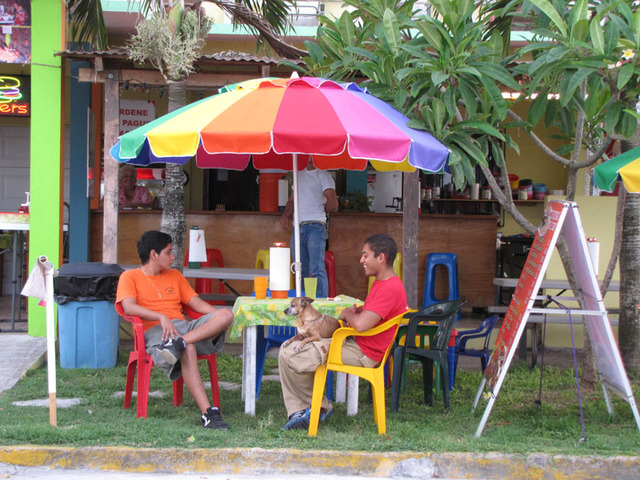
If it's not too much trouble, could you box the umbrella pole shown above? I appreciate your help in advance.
[292,154,302,296]
[40,255,57,427]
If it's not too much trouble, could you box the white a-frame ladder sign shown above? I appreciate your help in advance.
[474,200,640,437]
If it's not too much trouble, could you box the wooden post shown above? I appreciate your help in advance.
[102,71,119,263]
[403,170,419,309]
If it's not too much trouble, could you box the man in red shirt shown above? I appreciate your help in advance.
[117,230,233,429]
[279,233,408,430]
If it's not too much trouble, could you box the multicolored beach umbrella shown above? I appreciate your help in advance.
[110,75,450,293]
[594,145,640,193]
[111,76,449,173]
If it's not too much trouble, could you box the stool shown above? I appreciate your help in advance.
[423,253,459,308]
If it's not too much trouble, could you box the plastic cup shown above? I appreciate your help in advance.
[254,276,268,299]
[303,277,318,299]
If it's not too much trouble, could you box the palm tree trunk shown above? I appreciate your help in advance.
[619,191,640,377]
[160,80,188,270]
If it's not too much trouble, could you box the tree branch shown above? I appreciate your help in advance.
[506,108,572,165]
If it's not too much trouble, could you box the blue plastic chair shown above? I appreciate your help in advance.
[453,314,499,384]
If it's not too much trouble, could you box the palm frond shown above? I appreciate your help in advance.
[66,0,108,50]
[215,1,307,58]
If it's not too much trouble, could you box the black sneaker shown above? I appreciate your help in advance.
[201,407,229,430]
[157,336,186,365]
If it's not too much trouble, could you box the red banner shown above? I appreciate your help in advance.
[485,200,565,389]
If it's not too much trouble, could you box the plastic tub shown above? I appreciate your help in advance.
[533,183,547,193]
[58,300,120,368]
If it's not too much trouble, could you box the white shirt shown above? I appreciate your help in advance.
[297,168,335,223]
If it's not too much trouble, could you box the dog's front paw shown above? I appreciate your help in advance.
[281,339,292,349]
[294,345,301,353]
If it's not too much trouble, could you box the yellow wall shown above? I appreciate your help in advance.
[498,102,620,348]
[499,100,569,236]
[541,195,619,347]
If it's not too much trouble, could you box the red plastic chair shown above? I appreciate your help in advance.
[184,248,226,305]
[115,302,220,419]
[325,250,337,298]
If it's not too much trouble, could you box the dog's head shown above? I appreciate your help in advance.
[284,296,315,316]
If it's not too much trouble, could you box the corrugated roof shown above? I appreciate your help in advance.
[57,49,304,65]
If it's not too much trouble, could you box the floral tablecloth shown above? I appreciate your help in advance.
[229,295,363,341]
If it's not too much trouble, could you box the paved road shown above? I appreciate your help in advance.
[2,464,461,480]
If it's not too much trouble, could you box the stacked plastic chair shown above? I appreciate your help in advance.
[390,298,466,413]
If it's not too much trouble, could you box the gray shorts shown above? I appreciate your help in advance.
[144,312,226,381]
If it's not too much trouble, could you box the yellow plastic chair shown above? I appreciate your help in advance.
[255,249,270,270]
[308,311,408,436]
[368,252,403,293]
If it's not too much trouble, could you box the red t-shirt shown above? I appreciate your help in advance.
[355,276,408,362]
[116,268,197,331]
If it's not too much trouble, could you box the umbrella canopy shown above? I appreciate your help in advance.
[110,76,450,293]
[111,76,449,172]
[594,145,640,193]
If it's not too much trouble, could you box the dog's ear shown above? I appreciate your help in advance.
[301,297,315,306]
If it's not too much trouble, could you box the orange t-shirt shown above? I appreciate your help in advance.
[116,268,198,331]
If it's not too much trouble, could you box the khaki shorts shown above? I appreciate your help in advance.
[280,336,379,374]
[144,312,225,381]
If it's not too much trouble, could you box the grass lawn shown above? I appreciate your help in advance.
[0,349,639,455]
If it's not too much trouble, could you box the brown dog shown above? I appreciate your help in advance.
[282,297,341,352]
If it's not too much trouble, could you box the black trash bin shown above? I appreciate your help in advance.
[54,263,124,369]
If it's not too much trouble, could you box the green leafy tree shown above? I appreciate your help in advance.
[295,0,640,378]
[302,0,519,192]
[489,0,640,378]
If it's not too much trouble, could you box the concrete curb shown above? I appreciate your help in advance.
[1,446,639,479]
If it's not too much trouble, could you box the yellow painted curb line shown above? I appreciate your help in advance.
[1,446,639,479]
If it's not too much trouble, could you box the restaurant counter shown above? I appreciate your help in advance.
[90,210,497,308]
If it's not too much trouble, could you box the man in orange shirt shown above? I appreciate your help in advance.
[116,230,233,429]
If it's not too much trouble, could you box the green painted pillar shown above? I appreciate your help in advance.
[28,0,64,336]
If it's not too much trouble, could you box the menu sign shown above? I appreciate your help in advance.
[119,99,156,136]
[484,200,565,391]
[474,200,640,437]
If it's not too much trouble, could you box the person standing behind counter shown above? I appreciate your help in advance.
[119,164,155,209]
[280,159,338,298]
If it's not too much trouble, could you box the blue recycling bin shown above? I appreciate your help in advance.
[54,263,123,369]
[58,300,120,368]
